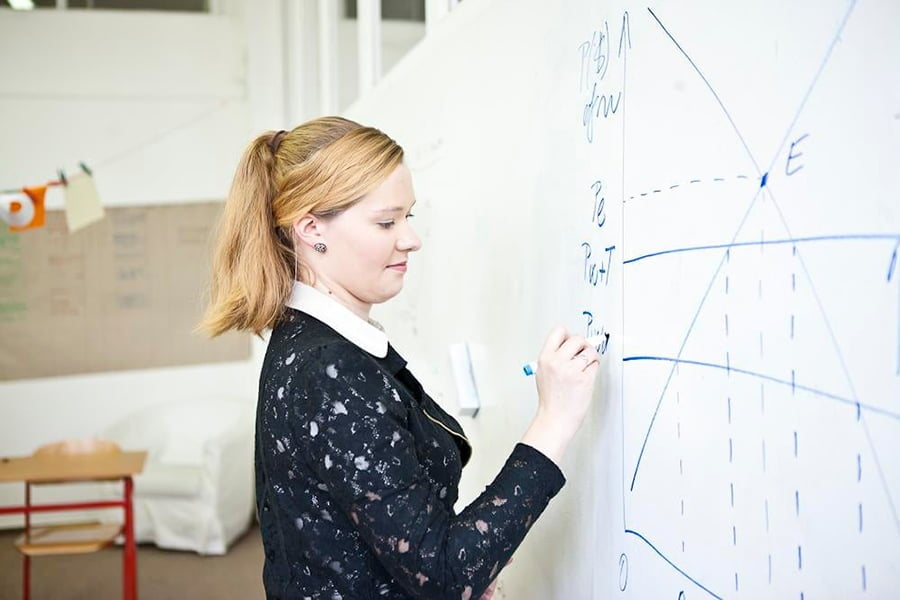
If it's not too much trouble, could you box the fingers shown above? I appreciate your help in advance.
[540,327,602,370]
[540,326,568,357]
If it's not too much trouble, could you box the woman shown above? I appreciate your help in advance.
[202,116,600,599]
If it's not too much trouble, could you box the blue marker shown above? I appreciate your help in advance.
[522,333,612,376]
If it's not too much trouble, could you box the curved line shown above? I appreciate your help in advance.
[623,355,900,421]
[625,529,722,599]
[647,7,761,175]
[624,234,900,265]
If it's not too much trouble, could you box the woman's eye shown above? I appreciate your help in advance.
[406,212,415,219]
[377,220,396,229]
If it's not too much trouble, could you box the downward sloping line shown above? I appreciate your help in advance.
[625,529,722,599]
[623,356,900,421]
[760,191,900,533]
[629,1,859,492]
[751,0,899,534]
[646,7,762,175]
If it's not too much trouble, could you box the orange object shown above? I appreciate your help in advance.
[9,186,47,232]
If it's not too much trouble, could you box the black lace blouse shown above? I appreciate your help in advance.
[255,308,566,599]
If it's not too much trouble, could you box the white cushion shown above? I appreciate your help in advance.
[134,464,205,498]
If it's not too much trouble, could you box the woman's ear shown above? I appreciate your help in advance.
[293,215,326,250]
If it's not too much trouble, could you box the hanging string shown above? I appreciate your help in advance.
[0,97,236,194]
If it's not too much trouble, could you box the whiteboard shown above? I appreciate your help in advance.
[348,0,900,597]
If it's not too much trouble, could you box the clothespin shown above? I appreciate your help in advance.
[79,162,93,177]
[57,169,68,186]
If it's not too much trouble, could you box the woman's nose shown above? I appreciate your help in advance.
[398,222,422,252]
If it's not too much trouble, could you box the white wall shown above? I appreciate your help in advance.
[0,7,267,517]
[0,0,432,522]
[338,17,427,112]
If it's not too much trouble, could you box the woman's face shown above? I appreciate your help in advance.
[301,163,422,317]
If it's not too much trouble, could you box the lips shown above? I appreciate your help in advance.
[387,261,408,272]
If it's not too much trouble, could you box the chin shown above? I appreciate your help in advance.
[368,285,404,305]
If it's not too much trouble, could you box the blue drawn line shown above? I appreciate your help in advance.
[759,195,900,532]
[764,0,858,175]
[624,233,900,265]
[627,187,765,491]
[624,529,722,599]
[620,22,629,533]
[738,0,895,531]
[629,174,751,200]
[647,7,762,174]
[888,244,898,281]
[893,243,900,375]
[622,355,900,420]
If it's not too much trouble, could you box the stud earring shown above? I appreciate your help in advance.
[313,242,327,254]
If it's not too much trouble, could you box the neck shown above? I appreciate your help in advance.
[308,278,371,321]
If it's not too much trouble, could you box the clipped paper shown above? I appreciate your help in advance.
[64,173,105,232]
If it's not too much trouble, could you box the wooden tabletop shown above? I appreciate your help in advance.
[0,451,147,483]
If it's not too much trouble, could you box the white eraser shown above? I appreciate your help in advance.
[449,342,481,417]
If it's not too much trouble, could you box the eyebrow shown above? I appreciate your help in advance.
[372,200,417,215]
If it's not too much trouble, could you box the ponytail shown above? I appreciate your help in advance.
[200,132,293,337]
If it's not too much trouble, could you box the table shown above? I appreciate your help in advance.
[0,450,147,600]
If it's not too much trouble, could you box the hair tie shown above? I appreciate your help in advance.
[269,130,287,153]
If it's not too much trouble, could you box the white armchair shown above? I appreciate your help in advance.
[98,397,256,555]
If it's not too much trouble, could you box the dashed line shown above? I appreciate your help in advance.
[628,173,751,200]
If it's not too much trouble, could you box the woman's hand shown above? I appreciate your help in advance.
[520,326,601,465]
[479,557,512,600]
[479,577,499,600]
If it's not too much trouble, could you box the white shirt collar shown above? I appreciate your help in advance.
[284,281,388,358]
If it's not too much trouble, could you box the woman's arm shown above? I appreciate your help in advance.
[290,343,566,600]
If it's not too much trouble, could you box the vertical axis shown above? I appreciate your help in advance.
[619,9,629,534]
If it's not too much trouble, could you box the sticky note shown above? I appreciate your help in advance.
[64,173,105,233]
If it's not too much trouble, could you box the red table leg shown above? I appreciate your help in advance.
[23,482,31,600]
[123,476,136,600]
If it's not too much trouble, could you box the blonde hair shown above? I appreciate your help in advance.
[199,116,404,337]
